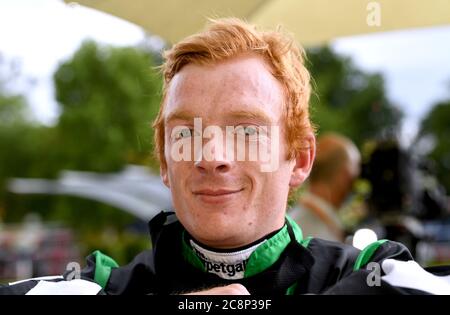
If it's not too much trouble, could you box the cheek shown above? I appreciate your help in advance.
[274,165,295,197]
[167,162,184,181]
[252,168,291,200]
[167,162,195,196]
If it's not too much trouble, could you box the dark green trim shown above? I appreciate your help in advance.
[92,250,119,289]
[245,225,290,277]
[301,236,313,248]
[286,215,303,243]
[353,240,388,271]
[285,282,298,295]
[245,216,305,278]
[181,231,206,272]
[284,226,312,295]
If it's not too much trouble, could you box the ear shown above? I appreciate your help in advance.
[289,133,315,188]
[160,163,170,188]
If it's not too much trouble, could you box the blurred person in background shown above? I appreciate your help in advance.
[289,133,361,242]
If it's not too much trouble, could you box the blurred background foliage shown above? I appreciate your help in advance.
[0,40,449,265]
[417,100,450,191]
[306,46,403,147]
[53,41,161,173]
[0,41,162,264]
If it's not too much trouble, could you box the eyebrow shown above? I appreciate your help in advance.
[164,107,274,125]
[226,109,273,125]
[165,110,197,124]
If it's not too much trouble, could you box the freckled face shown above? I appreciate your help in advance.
[161,55,301,248]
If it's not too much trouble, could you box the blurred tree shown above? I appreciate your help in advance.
[417,100,450,192]
[53,40,161,173]
[48,41,161,259]
[0,57,45,220]
[0,89,28,192]
[1,43,163,262]
[306,47,403,148]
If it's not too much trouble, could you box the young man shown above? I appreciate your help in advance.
[1,18,448,295]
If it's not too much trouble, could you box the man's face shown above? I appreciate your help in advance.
[161,54,312,248]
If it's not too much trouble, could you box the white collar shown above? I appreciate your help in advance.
[189,239,266,280]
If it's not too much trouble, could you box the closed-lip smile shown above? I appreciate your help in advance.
[192,188,244,196]
[192,188,244,204]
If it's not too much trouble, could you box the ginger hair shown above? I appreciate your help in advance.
[153,18,314,167]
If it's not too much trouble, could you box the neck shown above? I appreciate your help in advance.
[192,218,286,250]
[189,225,284,252]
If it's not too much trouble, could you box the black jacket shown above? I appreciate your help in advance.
[2,211,448,295]
[79,211,415,294]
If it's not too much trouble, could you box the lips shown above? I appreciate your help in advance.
[192,188,244,204]
[192,188,244,196]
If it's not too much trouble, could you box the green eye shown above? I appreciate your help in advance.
[174,128,193,140]
[244,126,257,136]
[234,125,258,136]
[180,128,192,137]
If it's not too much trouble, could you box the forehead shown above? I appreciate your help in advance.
[164,55,285,124]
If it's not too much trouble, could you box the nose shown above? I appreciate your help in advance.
[194,136,232,174]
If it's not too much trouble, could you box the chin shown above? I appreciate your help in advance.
[193,218,244,242]
[196,230,243,248]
